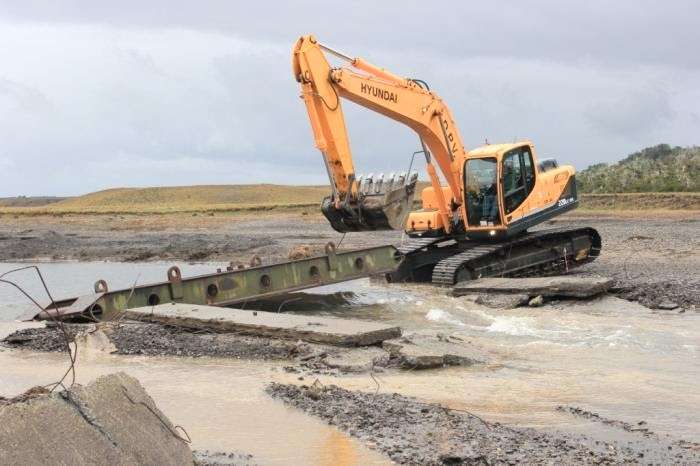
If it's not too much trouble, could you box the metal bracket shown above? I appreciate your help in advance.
[167,266,183,300]
[325,242,338,272]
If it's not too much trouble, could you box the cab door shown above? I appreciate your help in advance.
[502,146,536,216]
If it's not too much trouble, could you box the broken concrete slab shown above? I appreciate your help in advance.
[125,303,401,347]
[453,276,613,299]
[0,372,193,466]
[383,332,488,369]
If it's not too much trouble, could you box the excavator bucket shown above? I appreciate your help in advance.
[321,172,418,232]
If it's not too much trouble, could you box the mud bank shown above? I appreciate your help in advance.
[267,383,700,465]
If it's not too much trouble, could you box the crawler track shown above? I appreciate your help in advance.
[392,227,601,285]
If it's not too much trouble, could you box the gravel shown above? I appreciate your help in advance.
[545,216,699,311]
[1,323,299,360]
[192,450,257,466]
[267,383,700,465]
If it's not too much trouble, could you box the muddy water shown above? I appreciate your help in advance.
[1,261,699,456]
[0,261,227,320]
[309,280,700,440]
[0,334,389,465]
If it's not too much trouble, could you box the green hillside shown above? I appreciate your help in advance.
[577,144,699,193]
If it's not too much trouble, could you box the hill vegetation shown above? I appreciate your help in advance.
[577,144,699,193]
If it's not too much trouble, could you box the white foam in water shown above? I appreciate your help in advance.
[425,308,465,327]
[486,316,539,337]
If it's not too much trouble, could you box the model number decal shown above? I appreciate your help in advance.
[558,197,574,207]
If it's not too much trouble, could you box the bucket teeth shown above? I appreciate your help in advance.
[322,167,418,232]
[396,172,406,186]
[374,173,384,193]
[356,171,418,196]
[386,172,396,192]
[364,173,374,195]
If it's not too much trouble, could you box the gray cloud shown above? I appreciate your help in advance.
[0,1,697,196]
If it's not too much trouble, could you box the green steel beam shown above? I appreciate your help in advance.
[35,243,402,321]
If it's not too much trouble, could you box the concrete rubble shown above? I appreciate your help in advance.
[383,332,489,369]
[126,303,401,347]
[0,372,193,466]
[453,276,613,302]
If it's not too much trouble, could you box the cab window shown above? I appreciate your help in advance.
[464,157,500,226]
[503,149,526,214]
[522,148,535,194]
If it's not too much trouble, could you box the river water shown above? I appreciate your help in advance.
[1,261,699,462]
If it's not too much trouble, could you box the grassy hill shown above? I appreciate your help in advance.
[577,144,700,193]
[0,185,331,214]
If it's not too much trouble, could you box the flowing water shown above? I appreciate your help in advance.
[1,261,699,463]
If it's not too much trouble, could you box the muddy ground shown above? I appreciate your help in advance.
[0,210,698,310]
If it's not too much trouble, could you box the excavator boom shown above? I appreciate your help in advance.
[292,35,465,233]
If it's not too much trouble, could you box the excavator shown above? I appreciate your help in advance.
[292,35,601,285]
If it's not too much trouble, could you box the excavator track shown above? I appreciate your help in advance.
[389,227,601,284]
[429,227,601,285]
[431,244,501,285]
[396,236,447,255]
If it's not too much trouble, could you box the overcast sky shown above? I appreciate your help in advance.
[0,1,698,196]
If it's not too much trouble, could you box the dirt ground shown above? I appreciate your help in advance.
[0,209,697,310]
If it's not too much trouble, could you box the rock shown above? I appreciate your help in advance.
[656,301,679,310]
[453,276,613,299]
[0,372,193,466]
[383,332,488,369]
[474,293,530,309]
[322,347,390,373]
[528,295,545,307]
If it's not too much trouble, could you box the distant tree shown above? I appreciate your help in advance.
[577,144,699,193]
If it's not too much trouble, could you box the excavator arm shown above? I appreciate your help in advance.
[293,35,468,233]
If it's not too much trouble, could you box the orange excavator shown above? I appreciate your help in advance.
[293,35,600,284]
